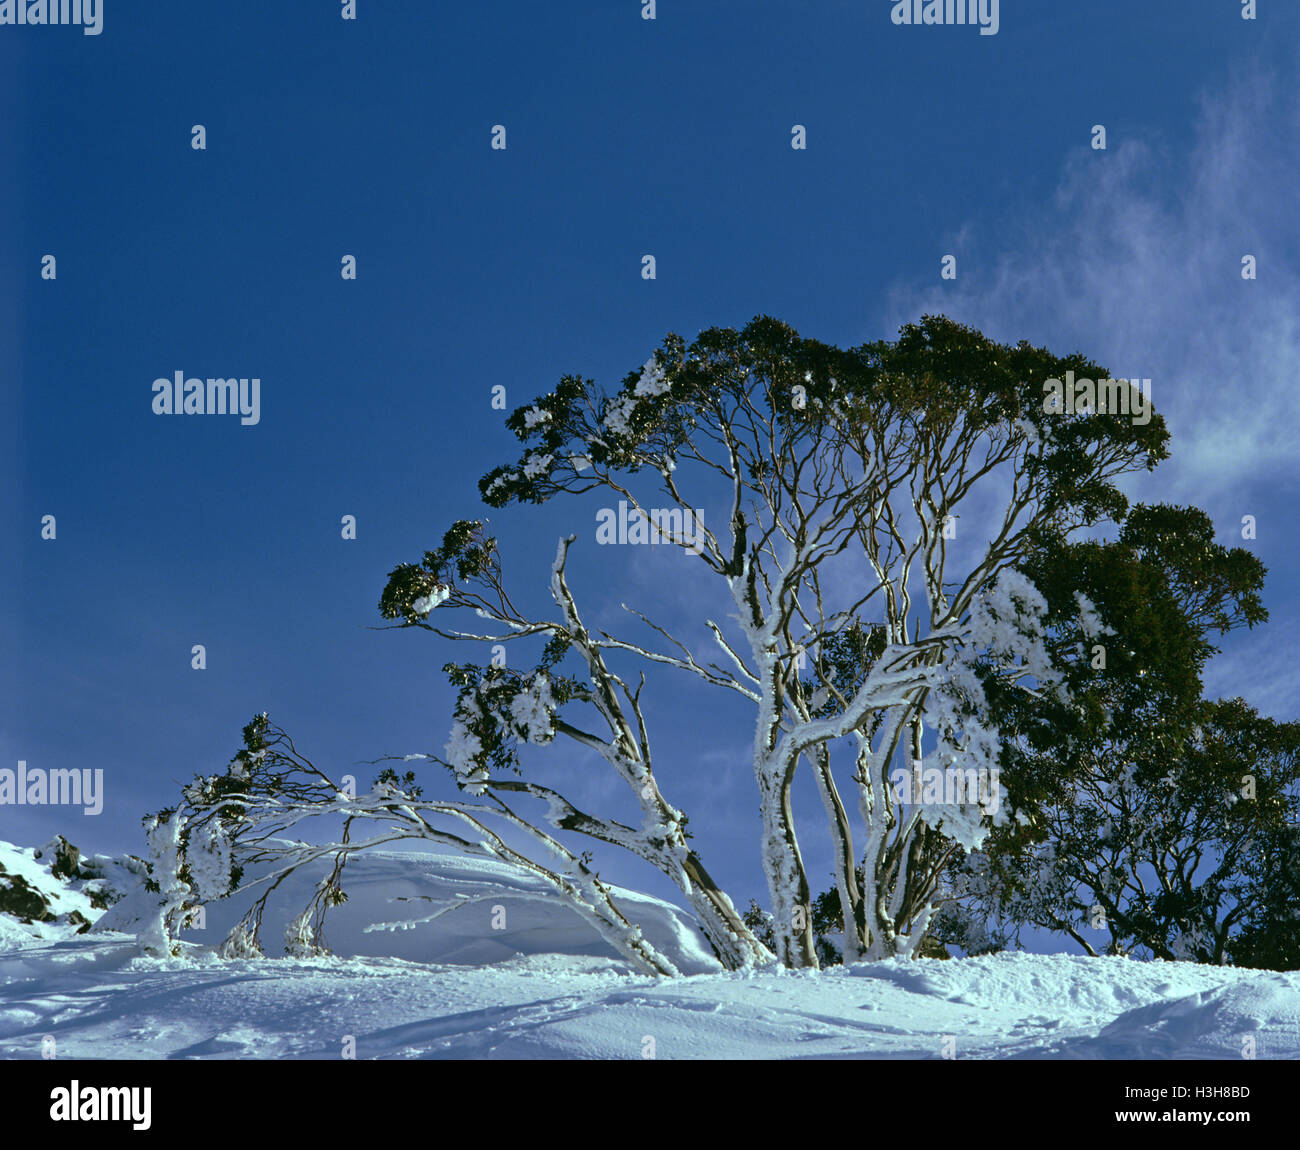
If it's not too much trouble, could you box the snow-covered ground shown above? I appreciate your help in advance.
[3,839,1298,1059]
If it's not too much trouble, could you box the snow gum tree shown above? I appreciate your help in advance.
[379,315,1169,968]
[969,694,1300,966]
[951,506,1294,965]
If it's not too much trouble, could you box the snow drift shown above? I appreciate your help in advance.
[167,846,724,975]
[4,837,1300,1059]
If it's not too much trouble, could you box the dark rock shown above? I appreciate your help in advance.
[0,869,56,923]
[34,835,83,881]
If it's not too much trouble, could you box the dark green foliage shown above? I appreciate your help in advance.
[743,896,834,960]
[742,898,775,952]
[809,874,952,961]
[958,502,1294,965]
[478,315,1169,547]
[373,767,423,798]
[968,504,1267,882]
[379,520,498,625]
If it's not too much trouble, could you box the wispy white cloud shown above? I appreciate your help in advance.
[880,66,1300,718]
[883,70,1300,514]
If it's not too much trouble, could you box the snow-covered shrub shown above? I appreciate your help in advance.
[139,712,686,975]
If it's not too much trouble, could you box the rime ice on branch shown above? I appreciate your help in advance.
[148,316,1169,971]
[384,316,1168,967]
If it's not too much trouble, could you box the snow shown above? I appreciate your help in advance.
[197,847,721,973]
[412,584,450,616]
[603,395,637,436]
[1073,591,1112,644]
[3,937,1296,1060]
[598,357,672,437]
[186,821,234,903]
[522,452,553,479]
[1012,417,1041,446]
[507,673,556,744]
[3,839,1299,1059]
[0,841,100,925]
[0,838,118,935]
[442,720,486,790]
[632,357,672,398]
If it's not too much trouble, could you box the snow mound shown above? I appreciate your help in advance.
[3,942,1297,1059]
[5,863,1300,1059]
[8,837,1300,1060]
[169,847,724,975]
[845,951,1247,1016]
[3,835,722,976]
[1053,976,1300,1059]
[839,951,1300,1059]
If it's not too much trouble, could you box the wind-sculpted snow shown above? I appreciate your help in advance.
[1048,978,1300,1059]
[180,847,724,974]
[2,838,721,974]
[5,839,1298,1060]
[2,939,1296,1060]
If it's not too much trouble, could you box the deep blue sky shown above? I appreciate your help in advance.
[5,2,1298,951]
